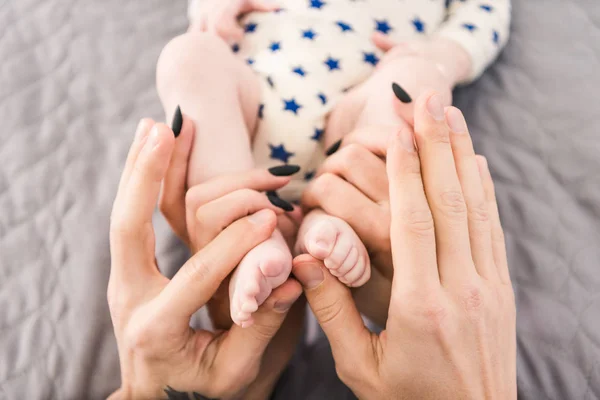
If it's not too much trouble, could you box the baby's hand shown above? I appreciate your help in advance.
[188,0,280,43]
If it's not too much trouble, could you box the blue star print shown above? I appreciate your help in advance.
[302,29,317,40]
[304,170,316,181]
[266,76,275,88]
[269,144,295,163]
[312,128,324,141]
[269,41,281,52]
[246,58,255,65]
[324,56,341,71]
[480,5,493,12]
[292,66,307,77]
[375,19,392,35]
[411,17,425,33]
[244,22,258,33]
[232,43,240,53]
[283,98,302,114]
[493,30,500,44]
[463,23,477,32]
[309,0,326,9]
[363,52,379,66]
[336,21,353,32]
[317,93,327,105]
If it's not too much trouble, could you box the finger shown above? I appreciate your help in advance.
[292,255,377,377]
[278,207,304,249]
[110,123,175,278]
[302,173,385,252]
[413,92,473,283]
[214,278,302,379]
[194,188,287,247]
[342,122,411,158]
[386,126,440,292]
[115,119,155,203]
[211,9,244,43]
[446,107,497,281]
[319,144,389,202]
[159,113,195,244]
[243,0,281,12]
[476,156,510,284]
[371,32,396,51]
[186,168,295,212]
[157,209,278,318]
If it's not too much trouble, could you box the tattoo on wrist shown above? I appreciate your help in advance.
[164,386,218,400]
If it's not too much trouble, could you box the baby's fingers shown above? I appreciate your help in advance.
[242,0,281,13]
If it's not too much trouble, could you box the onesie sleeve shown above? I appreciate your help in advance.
[433,0,512,84]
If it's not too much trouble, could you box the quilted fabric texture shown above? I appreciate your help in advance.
[0,0,598,399]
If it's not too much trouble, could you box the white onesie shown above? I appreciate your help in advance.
[190,0,511,200]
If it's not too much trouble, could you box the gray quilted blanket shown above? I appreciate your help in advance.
[1,0,599,399]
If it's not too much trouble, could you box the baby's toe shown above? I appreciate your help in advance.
[324,234,353,271]
[304,220,338,260]
[343,255,371,288]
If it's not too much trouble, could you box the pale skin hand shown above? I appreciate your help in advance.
[188,0,280,42]
[108,119,302,399]
[294,91,517,399]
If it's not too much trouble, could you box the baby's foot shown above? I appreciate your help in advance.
[296,212,370,287]
[229,229,292,327]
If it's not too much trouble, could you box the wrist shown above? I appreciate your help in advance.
[425,37,473,86]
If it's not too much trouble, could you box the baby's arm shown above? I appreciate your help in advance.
[433,0,512,84]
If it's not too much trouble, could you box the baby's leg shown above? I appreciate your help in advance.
[296,210,371,287]
[157,33,292,327]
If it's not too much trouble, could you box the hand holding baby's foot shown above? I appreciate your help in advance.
[296,211,370,287]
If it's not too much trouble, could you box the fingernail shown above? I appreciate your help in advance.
[148,125,161,148]
[392,82,412,103]
[446,107,467,134]
[249,209,273,224]
[294,263,324,289]
[273,294,300,312]
[427,94,445,121]
[325,139,342,156]
[171,105,183,138]
[397,127,415,152]
[266,191,294,212]
[268,164,301,176]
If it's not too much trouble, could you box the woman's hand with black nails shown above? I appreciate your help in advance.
[107,119,303,399]
[293,92,516,399]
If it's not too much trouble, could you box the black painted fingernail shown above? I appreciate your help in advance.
[171,105,183,137]
[268,164,301,177]
[266,191,294,212]
[325,139,342,156]
[392,82,412,104]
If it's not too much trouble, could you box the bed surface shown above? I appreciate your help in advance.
[1,0,599,398]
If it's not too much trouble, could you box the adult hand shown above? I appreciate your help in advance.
[294,92,516,399]
[108,119,302,399]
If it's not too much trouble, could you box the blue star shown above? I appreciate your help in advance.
[493,30,500,44]
[269,143,295,163]
[266,76,275,88]
[309,0,326,9]
[463,23,477,32]
[411,17,425,33]
[292,66,307,77]
[375,19,392,35]
[317,92,327,105]
[363,52,379,66]
[258,104,264,119]
[232,43,240,53]
[302,28,317,40]
[283,98,302,114]
[324,56,341,71]
[336,21,353,32]
[246,58,255,65]
[269,41,281,52]
[480,4,493,12]
[304,170,316,181]
[244,22,258,33]
[311,128,324,141]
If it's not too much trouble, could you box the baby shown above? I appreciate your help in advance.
[157,0,511,327]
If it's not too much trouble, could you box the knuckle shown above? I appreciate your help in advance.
[438,190,467,219]
[311,173,338,201]
[314,297,345,327]
[460,284,485,317]
[340,144,365,169]
[468,202,490,224]
[425,125,451,144]
[183,257,211,283]
[124,321,154,352]
[401,208,435,238]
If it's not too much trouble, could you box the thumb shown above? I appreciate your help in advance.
[371,31,397,51]
[292,255,376,372]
